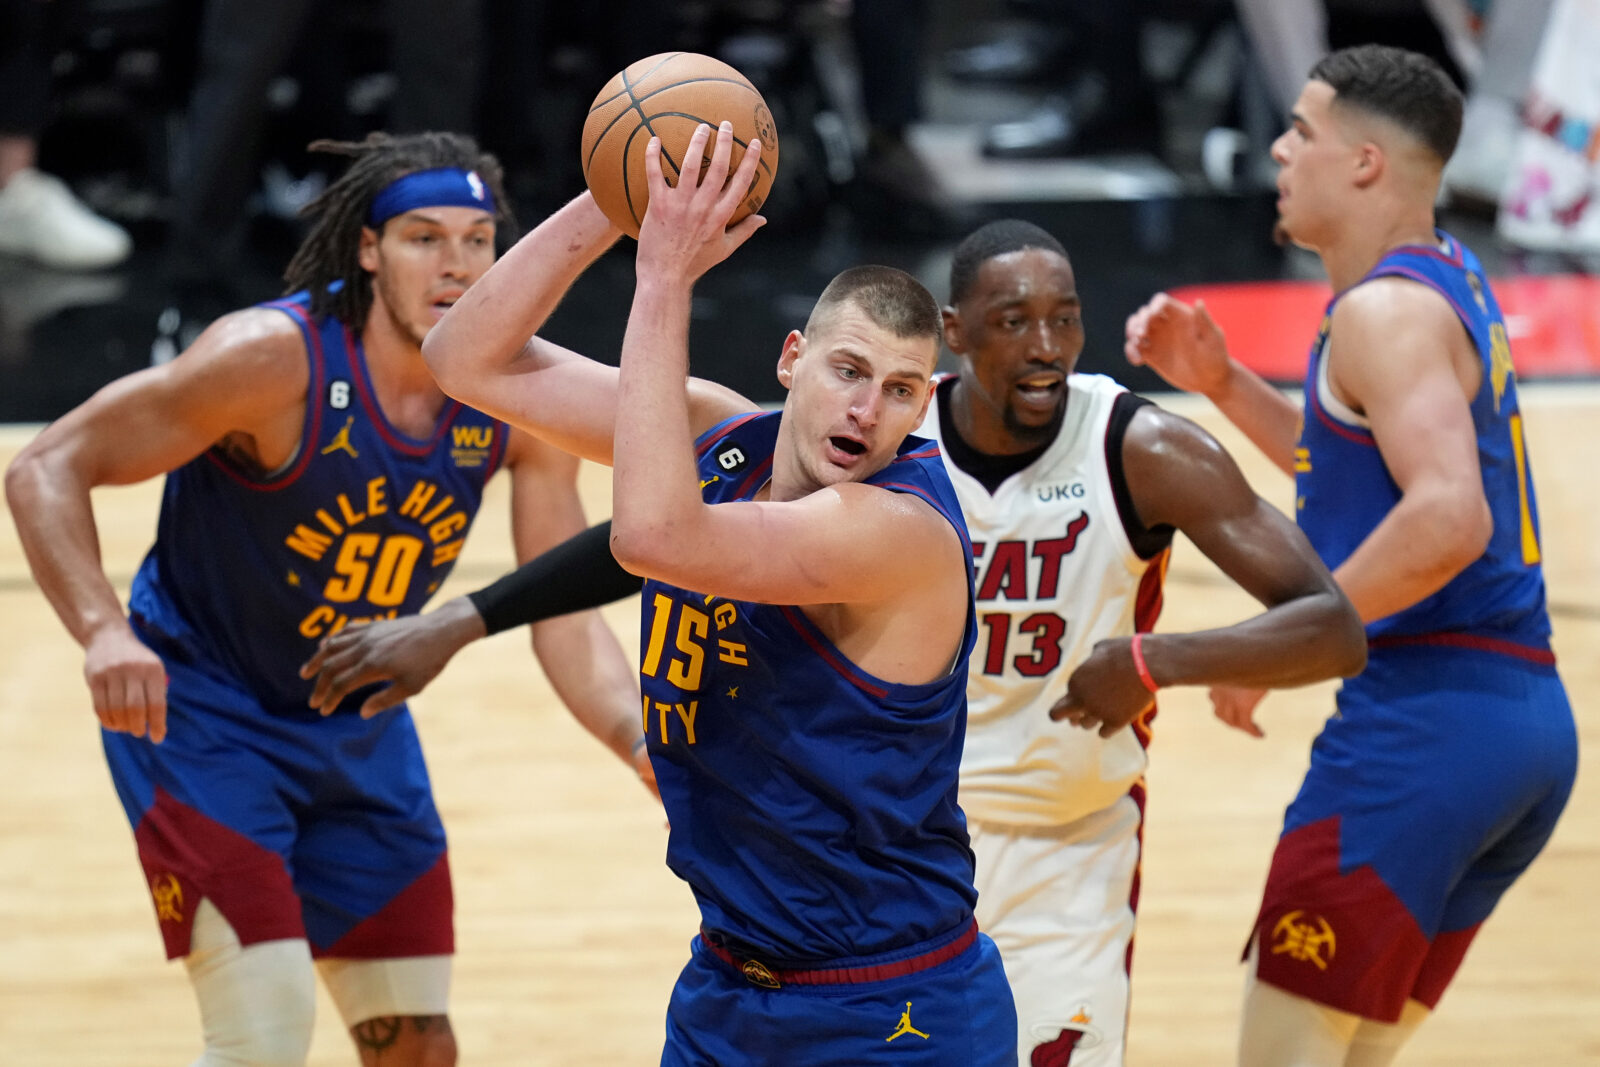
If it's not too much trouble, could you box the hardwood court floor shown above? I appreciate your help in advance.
[2,389,1596,1065]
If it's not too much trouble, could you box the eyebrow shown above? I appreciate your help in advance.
[394,210,495,227]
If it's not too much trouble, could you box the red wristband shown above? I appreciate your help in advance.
[1130,633,1159,693]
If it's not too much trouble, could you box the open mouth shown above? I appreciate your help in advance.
[830,436,867,456]
[1015,372,1065,403]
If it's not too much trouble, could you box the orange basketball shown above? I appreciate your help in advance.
[581,52,780,239]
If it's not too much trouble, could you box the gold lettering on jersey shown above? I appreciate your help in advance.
[1489,322,1514,413]
[1293,447,1312,473]
[449,424,495,468]
[297,605,400,639]
[718,640,748,666]
[1270,910,1337,970]
[283,475,471,641]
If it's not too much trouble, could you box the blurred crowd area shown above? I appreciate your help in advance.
[2,0,1596,314]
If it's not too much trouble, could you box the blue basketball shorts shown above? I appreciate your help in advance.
[661,920,1018,1066]
[1250,644,1577,1021]
[102,624,452,960]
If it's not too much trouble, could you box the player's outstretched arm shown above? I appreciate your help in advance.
[420,190,751,465]
[1125,293,1303,475]
[4,310,310,744]
[1052,404,1366,737]
[1320,280,1492,623]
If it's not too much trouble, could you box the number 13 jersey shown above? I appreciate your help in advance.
[919,372,1170,828]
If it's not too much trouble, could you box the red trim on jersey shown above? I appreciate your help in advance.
[778,605,890,699]
[1128,550,1168,750]
[1308,375,1379,447]
[895,442,942,463]
[133,786,304,959]
[702,918,977,988]
[695,411,765,458]
[203,300,327,491]
[345,326,461,455]
[1369,266,1476,328]
[733,454,775,498]
[1367,631,1556,665]
[1125,779,1148,978]
[484,419,511,479]
[315,853,454,958]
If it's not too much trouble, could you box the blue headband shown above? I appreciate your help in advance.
[367,167,496,226]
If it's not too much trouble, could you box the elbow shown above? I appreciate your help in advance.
[1334,599,1368,677]
[609,517,672,580]
[420,325,483,405]
[419,330,462,398]
[4,444,46,516]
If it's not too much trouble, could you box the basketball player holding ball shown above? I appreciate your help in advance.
[419,111,1026,1063]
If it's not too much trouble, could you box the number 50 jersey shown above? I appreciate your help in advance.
[919,373,1170,828]
[128,292,507,716]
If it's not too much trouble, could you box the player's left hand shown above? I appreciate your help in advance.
[1048,637,1155,737]
[1210,685,1269,738]
[299,601,481,717]
[636,120,765,283]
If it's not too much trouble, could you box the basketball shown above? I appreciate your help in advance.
[581,52,780,239]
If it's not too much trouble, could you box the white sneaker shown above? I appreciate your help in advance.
[0,168,133,270]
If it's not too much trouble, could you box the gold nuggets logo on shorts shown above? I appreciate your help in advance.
[741,959,781,989]
[150,872,184,923]
[1271,910,1337,970]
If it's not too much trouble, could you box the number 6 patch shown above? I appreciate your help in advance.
[716,444,748,473]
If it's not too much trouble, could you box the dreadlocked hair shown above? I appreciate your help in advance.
[282,131,515,330]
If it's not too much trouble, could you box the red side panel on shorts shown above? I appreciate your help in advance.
[1249,816,1428,1023]
[1411,922,1482,1009]
[133,787,303,959]
[314,853,454,959]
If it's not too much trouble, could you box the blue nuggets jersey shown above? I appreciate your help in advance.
[1296,232,1552,652]
[642,411,980,963]
[128,291,507,715]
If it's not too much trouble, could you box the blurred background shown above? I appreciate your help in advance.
[2,0,1596,416]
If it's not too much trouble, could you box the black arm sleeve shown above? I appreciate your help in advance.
[466,520,644,636]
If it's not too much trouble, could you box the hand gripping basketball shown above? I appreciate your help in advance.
[581,52,780,239]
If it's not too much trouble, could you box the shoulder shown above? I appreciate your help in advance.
[162,306,311,409]
[1122,401,1230,472]
[1333,275,1459,336]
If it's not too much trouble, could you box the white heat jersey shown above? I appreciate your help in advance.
[919,373,1167,827]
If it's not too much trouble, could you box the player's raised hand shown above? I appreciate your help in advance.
[84,623,169,744]
[300,599,484,718]
[1048,637,1156,738]
[637,121,765,283]
[1125,293,1233,397]
[1210,685,1269,738]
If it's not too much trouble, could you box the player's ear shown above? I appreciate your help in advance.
[358,225,381,273]
[941,307,966,354]
[776,329,803,390]
[1352,140,1384,189]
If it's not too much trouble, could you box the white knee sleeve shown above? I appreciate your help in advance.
[1237,937,1361,1067]
[184,899,316,1067]
[317,954,452,1027]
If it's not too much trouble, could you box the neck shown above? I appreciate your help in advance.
[1316,199,1440,293]
[361,311,449,419]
